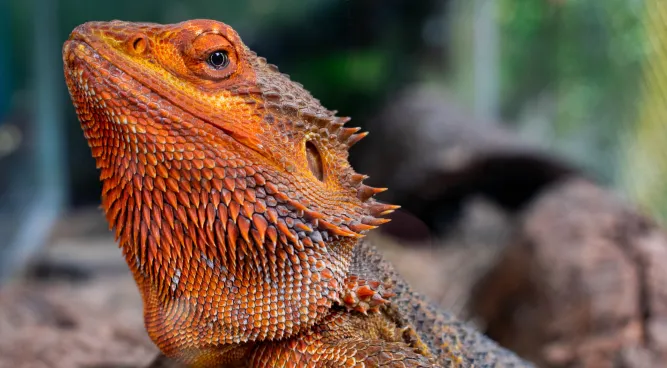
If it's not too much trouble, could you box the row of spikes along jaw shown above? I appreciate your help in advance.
[66,38,399,334]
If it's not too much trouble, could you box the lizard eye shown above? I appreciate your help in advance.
[184,33,237,81]
[207,50,229,69]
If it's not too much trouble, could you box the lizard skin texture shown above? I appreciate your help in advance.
[62,19,533,368]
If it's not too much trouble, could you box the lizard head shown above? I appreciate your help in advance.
[63,19,397,340]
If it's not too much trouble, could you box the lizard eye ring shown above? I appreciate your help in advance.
[207,50,229,69]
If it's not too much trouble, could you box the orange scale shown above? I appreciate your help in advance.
[228,201,242,223]
[193,150,206,161]
[183,142,196,152]
[235,177,247,191]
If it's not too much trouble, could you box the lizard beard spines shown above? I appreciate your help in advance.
[349,173,400,234]
[103,139,359,288]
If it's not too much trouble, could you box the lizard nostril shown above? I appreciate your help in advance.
[129,34,148,54]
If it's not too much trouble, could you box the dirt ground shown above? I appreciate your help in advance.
[0,210,157,368]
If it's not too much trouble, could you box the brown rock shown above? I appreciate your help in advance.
[470,178,667,367]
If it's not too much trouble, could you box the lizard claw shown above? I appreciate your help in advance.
[341,274,395,314]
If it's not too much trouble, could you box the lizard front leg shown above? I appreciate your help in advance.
[250,338,439,368]
[249,311,440,368]
[340,274,395,314]
[146,340,437,368]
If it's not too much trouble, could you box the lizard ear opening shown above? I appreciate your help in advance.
[306,141,324,181]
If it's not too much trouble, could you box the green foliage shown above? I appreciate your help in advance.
[621,0,667,223]
[290,49,390,106]
[55,0,329,37]
[498,0,646,182]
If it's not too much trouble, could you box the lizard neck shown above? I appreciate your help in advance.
[85,80,355,342]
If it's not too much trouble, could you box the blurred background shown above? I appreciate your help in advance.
[1,0,667,367]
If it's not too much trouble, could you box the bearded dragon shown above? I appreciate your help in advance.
[62,19,532,368]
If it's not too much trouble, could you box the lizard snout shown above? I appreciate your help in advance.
[67,21,103,42]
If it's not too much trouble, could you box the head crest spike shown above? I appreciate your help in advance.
[347,132,368,147]
[361,216,392,226]
[336,116,351,125]
[357,185,388,202]
[317,219,363,238]
[368,203,400,217]
[340,127,361,140]
[348,222,377,232]
[351,173,368,185]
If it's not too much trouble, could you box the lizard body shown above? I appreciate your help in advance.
[63,19,532,367]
